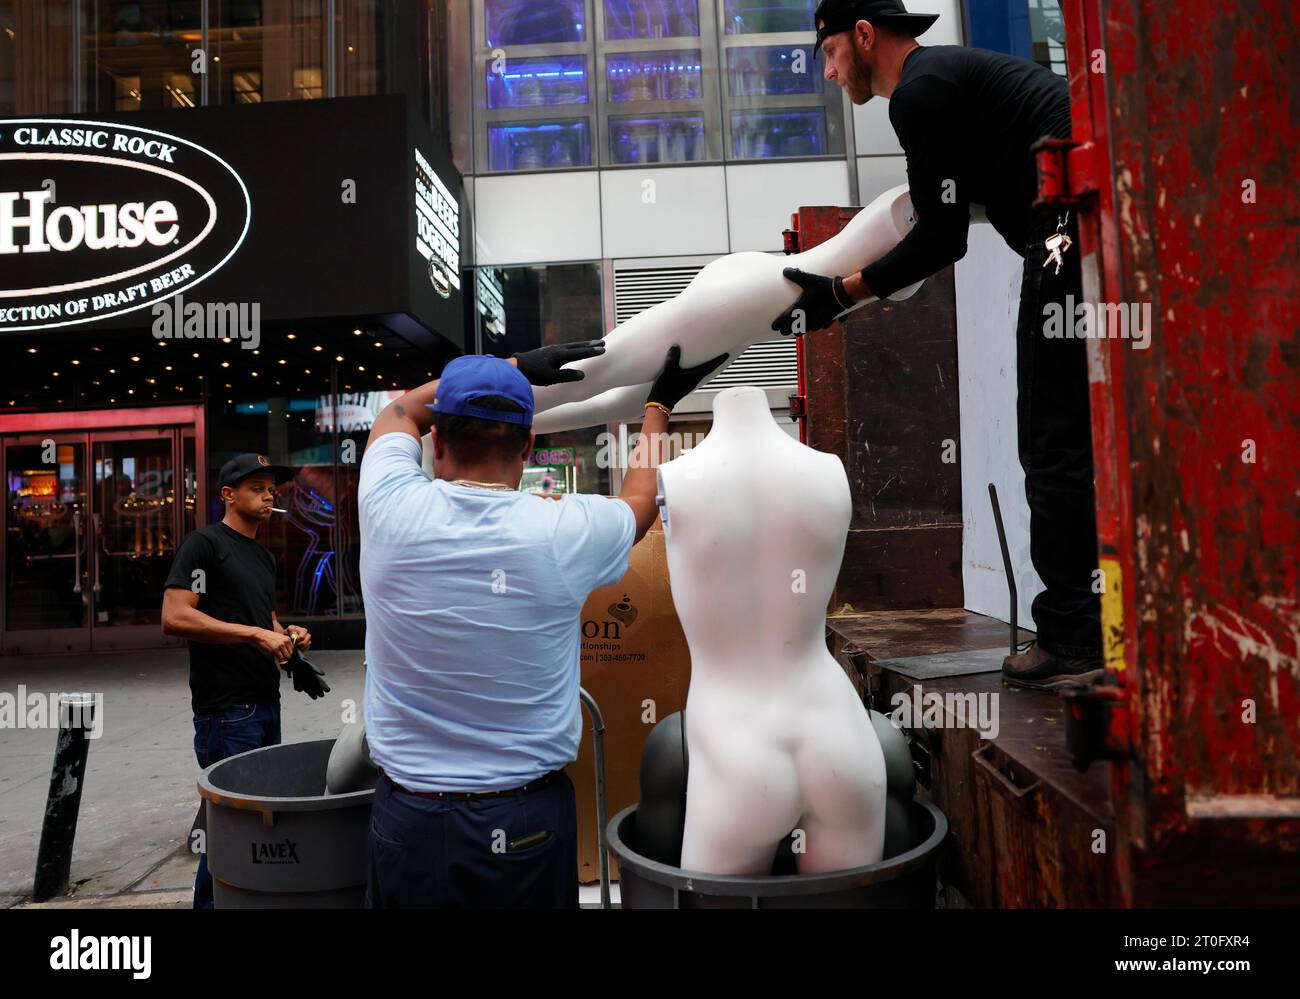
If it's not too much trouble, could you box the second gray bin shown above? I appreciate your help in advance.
[198,739,374,908]
[607,797,948,909]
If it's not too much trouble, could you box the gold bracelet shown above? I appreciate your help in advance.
[644,402,672,416]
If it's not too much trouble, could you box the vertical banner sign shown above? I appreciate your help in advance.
[414,147,461,299]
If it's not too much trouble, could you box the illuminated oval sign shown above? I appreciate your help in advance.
[0,119,251,332]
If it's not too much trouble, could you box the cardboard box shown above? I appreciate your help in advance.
[566,523,690,884]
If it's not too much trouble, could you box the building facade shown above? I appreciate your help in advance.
[0,0,1066,654]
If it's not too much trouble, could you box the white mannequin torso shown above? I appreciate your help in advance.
[532,184,924,434]
[657,386,887,875]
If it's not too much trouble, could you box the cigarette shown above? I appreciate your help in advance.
[271,507,288,513]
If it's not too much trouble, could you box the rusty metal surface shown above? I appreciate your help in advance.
[1067,0,1299,900]
[796,208,965,611]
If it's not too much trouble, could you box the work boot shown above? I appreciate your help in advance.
[1002,641,1104,691]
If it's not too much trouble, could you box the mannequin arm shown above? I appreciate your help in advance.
[532,382,659,435]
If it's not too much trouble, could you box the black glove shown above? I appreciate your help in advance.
[283,645,330,700]
[770,268,854,337]
[512,339,606,386]
[645,346,730,412]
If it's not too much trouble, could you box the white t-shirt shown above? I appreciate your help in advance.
[358,432,636,792]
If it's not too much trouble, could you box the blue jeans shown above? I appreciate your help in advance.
[365,772,579,909]
[192,703,281,909]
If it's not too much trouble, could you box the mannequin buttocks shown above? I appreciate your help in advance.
[657,386,887,876]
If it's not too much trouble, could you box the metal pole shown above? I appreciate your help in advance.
[988,483,1019,656]
[578,687,610,910]
[32,694,98,902]
[200,0,210,106]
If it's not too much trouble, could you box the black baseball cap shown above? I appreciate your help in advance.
[814,0,939,47]
[217,453,296,491]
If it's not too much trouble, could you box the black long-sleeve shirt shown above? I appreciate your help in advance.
[860,45,1072,298]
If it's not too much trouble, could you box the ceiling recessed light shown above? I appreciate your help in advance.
[221,361,230,368]
[165,365,173,371]
[192,352,200,358]
[287,333,297,340]
[352,329,363,336]
[313,345,323,352]
[130,356,141,362]
[26,347,36,354]
[335,355,344,362]
[278,359,286,365]
[108,368,117,374]
[71,359,80,366]
[358,365,365,372]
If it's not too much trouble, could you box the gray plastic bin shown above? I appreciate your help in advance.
[607,797,948,909]
[198,739,374,909]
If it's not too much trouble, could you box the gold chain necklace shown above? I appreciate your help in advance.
[450,479,515,491]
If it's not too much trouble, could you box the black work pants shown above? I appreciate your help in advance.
[1013,209,1103,657]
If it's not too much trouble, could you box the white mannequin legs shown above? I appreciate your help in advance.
[657,386,887,875]
[532,184,923,434]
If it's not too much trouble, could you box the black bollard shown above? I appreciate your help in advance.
[32,693,97,902]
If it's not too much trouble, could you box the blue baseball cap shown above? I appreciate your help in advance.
[427,355,534,426]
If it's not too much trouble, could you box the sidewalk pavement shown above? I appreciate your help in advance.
[0,648,365,909]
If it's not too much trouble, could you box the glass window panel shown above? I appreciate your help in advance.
[93,436,176,628]
[476,262,610,494]
[207,0,326,106]
[524,426,611,496]
[1028,0,1068,76]
[485,0,587,47]
[487,54,589,108]
[723,0,817,35]
[4,441,87,631]
[209,392,342,618]
[80,0,202,112]
[606,49,702,102]
[488,118,591,171]
[292,65,323,99]
[602,0,700,40]
[727,44,820,96]
[609,114,706,163]
[115,74,143,111]
[730,107,827,158]
[3,3,79,114]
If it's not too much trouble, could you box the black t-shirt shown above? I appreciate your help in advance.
[164,522,281,714]
[860,45,1072,298]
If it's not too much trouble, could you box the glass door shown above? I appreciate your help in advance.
[89,429,182,651]
[2,435,92,653]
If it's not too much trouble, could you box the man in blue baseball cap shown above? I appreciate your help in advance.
[358,337,726,908]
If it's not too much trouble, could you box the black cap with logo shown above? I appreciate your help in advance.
[814,0,939,47]
[217,453,296,491]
